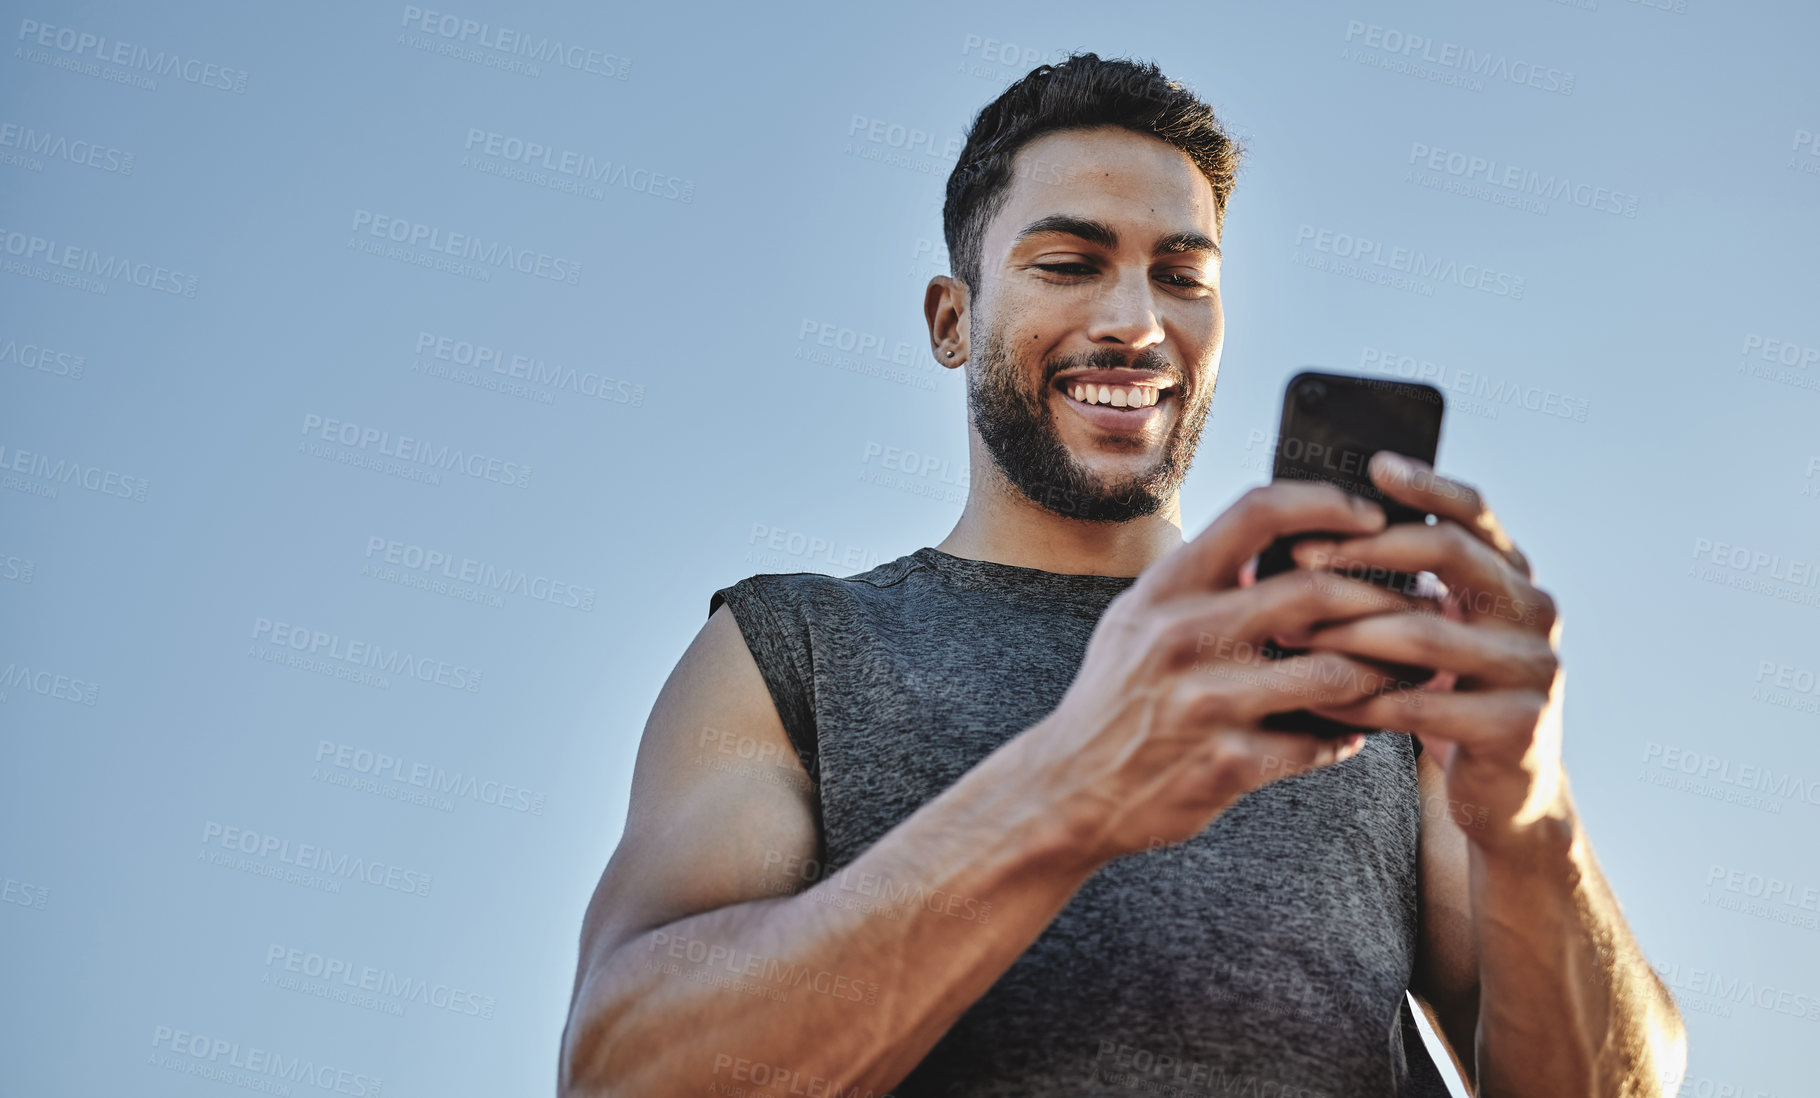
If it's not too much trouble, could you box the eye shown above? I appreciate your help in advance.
[1034,262,1095,276]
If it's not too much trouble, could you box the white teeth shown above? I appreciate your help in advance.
[1067,383,1163,407]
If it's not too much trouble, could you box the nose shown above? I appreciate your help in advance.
[1083,266,1165,352]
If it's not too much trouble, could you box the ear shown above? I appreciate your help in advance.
[924,274,970,369]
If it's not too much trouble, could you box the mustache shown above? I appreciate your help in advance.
[1042,347,1185,392]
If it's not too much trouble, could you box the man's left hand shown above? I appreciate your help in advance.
[1292,451,1569,858]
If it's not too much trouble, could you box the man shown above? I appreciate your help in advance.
[558,54,1686,1097]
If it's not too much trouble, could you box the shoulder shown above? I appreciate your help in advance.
[708,551,927,619]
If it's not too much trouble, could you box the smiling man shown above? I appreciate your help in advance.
[559,54,1686,1097]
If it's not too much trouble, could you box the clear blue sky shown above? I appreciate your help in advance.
[3,1,1817,1094]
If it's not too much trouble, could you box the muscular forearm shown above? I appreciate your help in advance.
[560,725,1101,1097]
[1470,782,1687,1097]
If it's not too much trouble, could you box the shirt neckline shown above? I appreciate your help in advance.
[910,546,1142,592]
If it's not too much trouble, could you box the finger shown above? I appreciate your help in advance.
[1307,687,1550,753]
[1243,567,1429,638]
[1368,452,1531,578]
[1190,648,1419,722]
[1300,524,1554,631]
[1188,726,1370,797]
[1138,481,1386,602]
[1303,612,1560,689]
[1156,569,1425,660]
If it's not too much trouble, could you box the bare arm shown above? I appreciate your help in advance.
[558,606,1110,1095]
[1470,782,1687,1097]
[560,484,1422,1096]
[1302,452,1686,1097]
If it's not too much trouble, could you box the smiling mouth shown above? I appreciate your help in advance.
[1054,379,1173,410]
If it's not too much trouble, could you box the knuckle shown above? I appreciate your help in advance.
[1441,521,1478,558]
[1525,641,1561,684]
[1524,586,1558,629]
[1181,680,1236,725]
[1237,484,1278,520]
[1504,692,1547,738]
[1164,614,1222,666]
[1405,613,1446,661]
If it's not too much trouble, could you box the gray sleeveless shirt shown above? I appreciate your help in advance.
[710,546,1452,1097]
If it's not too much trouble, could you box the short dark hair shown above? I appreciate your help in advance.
[942,53,1244,298]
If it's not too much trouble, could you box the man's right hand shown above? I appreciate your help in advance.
[1027,481,1426,863]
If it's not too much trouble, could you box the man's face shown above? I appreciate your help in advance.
[961,125,1223,522]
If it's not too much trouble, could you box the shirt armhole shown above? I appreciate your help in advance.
[709,579,821,789]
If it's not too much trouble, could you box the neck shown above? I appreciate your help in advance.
[934,439,1186,578]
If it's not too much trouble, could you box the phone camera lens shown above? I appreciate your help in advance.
[1296,380,1327,410]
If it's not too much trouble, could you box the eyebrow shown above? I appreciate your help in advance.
[1011,214,1220,260]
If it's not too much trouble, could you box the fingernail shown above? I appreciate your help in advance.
[1372,451,1409,477]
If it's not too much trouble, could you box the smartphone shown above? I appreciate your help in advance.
[1254,370,1445,738]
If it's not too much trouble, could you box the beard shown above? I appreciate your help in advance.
[965,319,1215,523]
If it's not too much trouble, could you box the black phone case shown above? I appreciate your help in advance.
[1254,370,1444,738]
